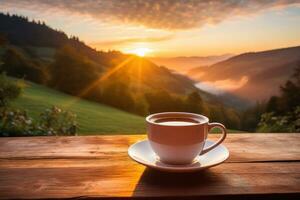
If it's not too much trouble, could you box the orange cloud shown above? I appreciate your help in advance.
[90,35,173,46]
[1,0,299,30]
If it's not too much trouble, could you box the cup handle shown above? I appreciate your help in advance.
[200,122,227,155]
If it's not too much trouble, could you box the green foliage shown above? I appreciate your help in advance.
[145,90,185,113]
[48,45,99,96]
[0,106,77,136]
[240,102,266,132]
[12,79,146,134]
[0,75,77,136]
[11,78,239,134]
[1,12,244,131]
[38,106,77,135]
[0,48,46,83]
[266,65,300,114]
[0,73,21,107]
[185,91,204,114]
[223,108,241,129]
[206,104,242,130]
[257,107,300,132]
[133,97,149,116]
[0,108,34,136]
[100,81,136,112]
[257,64,300,132]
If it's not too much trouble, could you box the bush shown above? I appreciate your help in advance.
[0,74,77,136]
[257,106,300,133]
[0,106,77,136]
[39,106,77,136]
[0,73,21,107]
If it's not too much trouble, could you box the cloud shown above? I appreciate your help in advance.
[214,76,249,90]
[195,76,249,95]
[91,35,174,46]
[1,0,299,30]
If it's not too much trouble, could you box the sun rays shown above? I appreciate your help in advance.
[62,55,145,108]
[62,56,134,108]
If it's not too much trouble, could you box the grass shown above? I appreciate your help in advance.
[11,80,146,135]
[11,79,242,135]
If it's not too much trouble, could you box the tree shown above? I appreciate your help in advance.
[266,96,279,113]
[100,81,136,112]
[48,45,98,96]
[257,64,300,132]
[278,80,300,113]
[0,73,21,107]
[1,48,46,83]
[265,64,300,115]
[240,102,265,132]
[185,91,204,114]
[145,90,185,113]
[257,107,300,133]
[208,105,225,124]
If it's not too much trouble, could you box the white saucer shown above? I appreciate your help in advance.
[128,140,229,172]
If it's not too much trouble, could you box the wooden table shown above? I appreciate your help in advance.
[0,134,299,199]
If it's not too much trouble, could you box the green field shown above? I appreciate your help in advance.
[11,80,241,134]
[12,80,146,135]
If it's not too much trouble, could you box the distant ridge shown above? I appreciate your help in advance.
[148,54,233,73]
[189,45,300,101]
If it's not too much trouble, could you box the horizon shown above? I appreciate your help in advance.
[1,0,300,57]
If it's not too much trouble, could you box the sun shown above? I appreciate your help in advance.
[129,47,152,57]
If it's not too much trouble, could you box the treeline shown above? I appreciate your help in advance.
[0,13,69,48]
[0,12,130,67]
[0,13,254,131]
[258,64,300,132]
[239,64,300,132]
[2,30,299,132]
[48,46,242,130]
[1,48,46,84]
[0,43,242,130]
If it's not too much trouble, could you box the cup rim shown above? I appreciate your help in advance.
[146,112,209,127]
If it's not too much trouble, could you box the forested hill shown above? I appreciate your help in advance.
[0,12,200,94]
[0,13,69,47]
[0,12,246,130]
[189,45,300,101]
[0,13,117,67]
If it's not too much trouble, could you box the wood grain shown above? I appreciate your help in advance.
[0,134,299,199]
[1,134,299,162]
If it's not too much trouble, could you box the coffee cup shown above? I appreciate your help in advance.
[146,112,227,165]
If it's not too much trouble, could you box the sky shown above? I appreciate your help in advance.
[1,0,300,57]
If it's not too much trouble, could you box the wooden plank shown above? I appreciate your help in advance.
[0,163,299,199]
[0,134,299,199]
[0,134,299,162]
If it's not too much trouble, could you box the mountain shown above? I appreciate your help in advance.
[0,12,251,130]
[0,13,197,94]
[0,13,120,68]
[148,55,233,73]
[0,13,228,105]
[188,46,300,101]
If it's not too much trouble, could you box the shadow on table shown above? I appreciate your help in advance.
[132,168,225,198]
[131,168,300,200]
